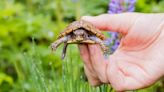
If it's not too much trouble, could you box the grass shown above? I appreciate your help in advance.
[13,39,113,92]
[11,39,163,92]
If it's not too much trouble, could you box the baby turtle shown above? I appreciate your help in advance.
[51,20,109,59]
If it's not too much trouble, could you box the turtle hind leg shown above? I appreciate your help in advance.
[89,36,110,58]
[51,36,68,51]
[61,43,68,59]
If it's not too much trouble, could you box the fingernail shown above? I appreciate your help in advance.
[81,16,93,21]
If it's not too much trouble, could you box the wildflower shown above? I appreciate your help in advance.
[107,0,136,53]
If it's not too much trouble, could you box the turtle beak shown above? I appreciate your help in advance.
[76,35,83,41]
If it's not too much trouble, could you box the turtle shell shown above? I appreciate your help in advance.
[57,20,106,40]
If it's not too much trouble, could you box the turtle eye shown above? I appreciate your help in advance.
[73,30,77,35]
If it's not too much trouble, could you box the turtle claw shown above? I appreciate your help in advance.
[103,54,109,59]
[51,43,58,51]
[103,51,110,59]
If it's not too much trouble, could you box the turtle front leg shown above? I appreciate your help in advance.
[51,36,68,51]
[89,36,110,57]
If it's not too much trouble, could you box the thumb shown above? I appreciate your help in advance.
[81,13,141,34]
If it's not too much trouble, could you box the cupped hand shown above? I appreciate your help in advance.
[78,13,164,91]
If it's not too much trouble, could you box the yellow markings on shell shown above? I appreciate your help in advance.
[96,33,101,37]
[82,40,95,44]
[61,33,66,37]
[57,20,107,41]
[67,39,96,44]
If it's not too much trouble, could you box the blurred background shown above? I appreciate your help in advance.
[0,0,164,92]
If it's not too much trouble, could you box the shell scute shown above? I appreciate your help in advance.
[58,20,106,40]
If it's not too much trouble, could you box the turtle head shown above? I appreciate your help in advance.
[73,29,86,41]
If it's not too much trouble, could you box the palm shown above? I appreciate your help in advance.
[79,13,164,91]
[108,15,164,90]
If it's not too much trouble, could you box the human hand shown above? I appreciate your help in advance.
[78,13,164,91]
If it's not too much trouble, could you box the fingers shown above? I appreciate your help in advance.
[84,66,102,86]
[78,45,95,73]
[78,44,101,86]
[81,13,141,34]
[79,44,110,85]
[88,44,109,83]
[78,44,90,65]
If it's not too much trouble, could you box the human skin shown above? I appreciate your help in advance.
[78,13,164,91]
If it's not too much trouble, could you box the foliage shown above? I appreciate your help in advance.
[0,0,164,92]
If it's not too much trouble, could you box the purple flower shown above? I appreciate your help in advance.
[107,0,136,53]
[111,39,120,52]
[108,0,124,14]
[126,0,136,12]
[108,0,136,13]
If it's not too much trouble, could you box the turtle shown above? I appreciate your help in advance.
[51,20,109,59]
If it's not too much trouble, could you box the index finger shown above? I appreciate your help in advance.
[81,13,141,34]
